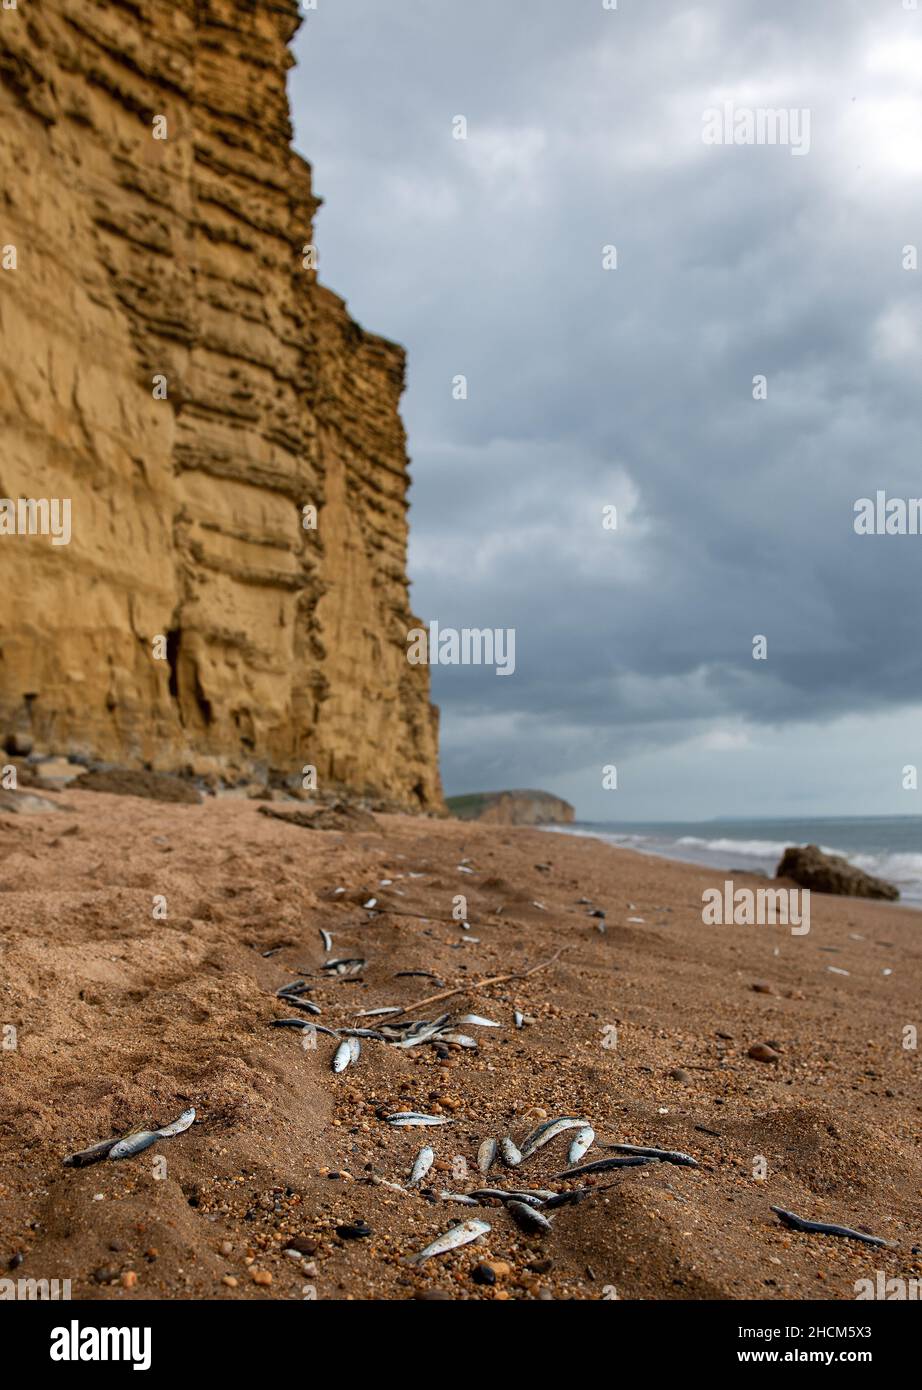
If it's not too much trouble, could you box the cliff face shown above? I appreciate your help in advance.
[446,791,576,826]
[0,0,441,808]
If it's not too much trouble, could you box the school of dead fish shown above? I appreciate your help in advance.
[59,869,900,1272]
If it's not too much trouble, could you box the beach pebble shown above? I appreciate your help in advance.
[751,981,777,995]
[336,1221,372,1240]
[669,1068,693,1084]
[748,1043,780,1063]
[287,1237,318,1255]
[222,1275,238,1288]
[121,1271,138,1289]
[472,1262,496,1286]
[250,1268,272,1286]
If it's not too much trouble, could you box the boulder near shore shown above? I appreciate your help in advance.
[775,844,899,900]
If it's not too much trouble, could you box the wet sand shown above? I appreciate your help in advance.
[1,791,920,1300]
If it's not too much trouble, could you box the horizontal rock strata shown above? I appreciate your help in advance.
[0,0,441,810]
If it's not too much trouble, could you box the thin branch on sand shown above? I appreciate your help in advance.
[385,947,567,1018]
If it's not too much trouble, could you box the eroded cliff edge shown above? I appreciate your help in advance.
[0,0,442,809]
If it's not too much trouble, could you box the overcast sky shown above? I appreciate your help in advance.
[289,0,922,822]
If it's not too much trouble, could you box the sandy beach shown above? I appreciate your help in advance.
[1,790,920,1301]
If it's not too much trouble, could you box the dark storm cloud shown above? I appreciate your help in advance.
[290,0,922,817]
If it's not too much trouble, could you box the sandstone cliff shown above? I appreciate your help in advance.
[0,0,442,810]
[446,790,576,826]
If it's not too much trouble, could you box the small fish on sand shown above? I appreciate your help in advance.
[455,1015,501,1028]
[333,1037,361,1072]
[355,1006,403,1018]
[477,1138,497,1174]
[500,1137,523,1167]
[277,980,310,997]
[440,1191,479,1205]
[554,1155,660,1179]
[282,997,321,1015]
[513,1011,524,1029]
[608,1143,699,1168]
[520,1117,589,1160]
[507,1200,553,1233]
[434,1032,478,1049]
[319,929,333,952]
[66,1106,196,1166]
[567,1126,595,1165]
[323,958,366,978]
[770,1207,893,1248]
[385,1112,453,1127]
[406,1219,490,1265]
[110,1106,196,1162]
[467,1189,551,1207]
[409,1146,435,1186]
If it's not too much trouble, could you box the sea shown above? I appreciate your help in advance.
[544,816,922,905]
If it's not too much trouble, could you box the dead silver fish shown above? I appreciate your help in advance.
[554,1155,659,1179]
[319,929,333,952]
[409,1146,435,1186]
[567,1126,595,1165]
[276,980,310,997]
[332,1037,360,1073]
[770,1206,894,1248]
[323,957,365,977]
[609,1143,699,1168]
[385,1112,453,1127]
[467,1189,549,1208]
[339,1027,388,1040]
[477,1138,497,1174]
[391,1021,447,1048]
[107,1106,196,1162]
[514,1011,524,1029]
[455,1015,501,1028]
[356,1006,403,1018]
[521,1116,571,1149]
[500,1137,523,1167]
[507,1199,553,1233]
[520,1117,589,1159]
[434,1032,478,1049]
[406,1219,490,1265]
[282,997,321,1015]
[440,1191,479,1205]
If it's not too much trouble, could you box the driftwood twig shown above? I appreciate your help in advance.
[385,947,566,1018]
